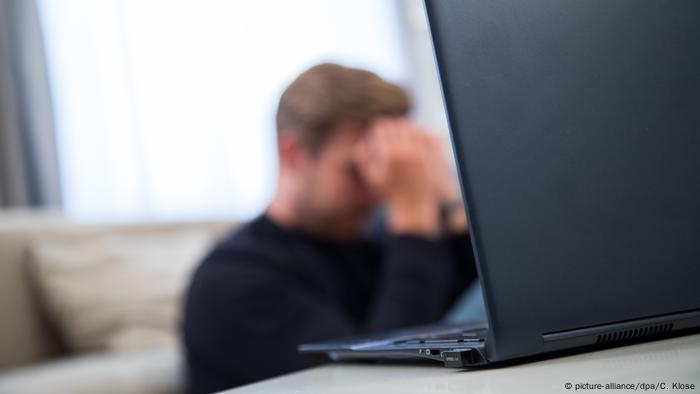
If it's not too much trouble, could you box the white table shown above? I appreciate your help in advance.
[224,333,700,393]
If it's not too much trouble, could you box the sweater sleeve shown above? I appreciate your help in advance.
[444,231,479,303]
[362,234,457,332]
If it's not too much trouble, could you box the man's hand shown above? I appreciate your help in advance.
[424,134,469,234]
[355,118,443,237]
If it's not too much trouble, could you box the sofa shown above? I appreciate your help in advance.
[0,209,237,394]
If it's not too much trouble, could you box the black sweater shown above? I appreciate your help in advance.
[183,215,477,393]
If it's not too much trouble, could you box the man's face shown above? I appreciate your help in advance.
[294,122,381,240]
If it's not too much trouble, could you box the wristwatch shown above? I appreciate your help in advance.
[439,198,464,234]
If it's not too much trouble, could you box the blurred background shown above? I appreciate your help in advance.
[0,1,454,393]
[1,0,452,222]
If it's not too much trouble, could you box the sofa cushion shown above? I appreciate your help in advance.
[28,225,228,353]
[0,346,182,394]
[0,211,74,370]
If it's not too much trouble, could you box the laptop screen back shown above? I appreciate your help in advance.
[426,0,700,360]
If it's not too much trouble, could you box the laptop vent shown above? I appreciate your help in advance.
[596,323,673,345]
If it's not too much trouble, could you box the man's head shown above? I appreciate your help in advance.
[271,63,411,239]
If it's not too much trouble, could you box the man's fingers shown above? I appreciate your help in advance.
[364,116,444,172]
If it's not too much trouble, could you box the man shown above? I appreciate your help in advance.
[183,63,477,393]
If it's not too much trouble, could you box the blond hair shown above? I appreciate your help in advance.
[276,63,411,154]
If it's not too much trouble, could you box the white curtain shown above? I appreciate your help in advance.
[38,0,409,222]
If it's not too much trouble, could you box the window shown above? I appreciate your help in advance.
[38,0,409,222]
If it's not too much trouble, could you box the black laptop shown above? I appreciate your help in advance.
[299,0,700,367]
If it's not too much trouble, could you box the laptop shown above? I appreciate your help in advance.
[299,0,700,367]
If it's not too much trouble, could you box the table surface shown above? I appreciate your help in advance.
[225,333,700,393]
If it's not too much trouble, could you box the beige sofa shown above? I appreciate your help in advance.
[0,210,236,394]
